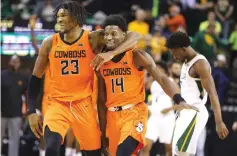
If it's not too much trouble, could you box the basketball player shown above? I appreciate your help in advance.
[143,61,177,156]
[170,61,182,85]
[96,15,196,156]
[27,1,140,156]
[164,32,229,156]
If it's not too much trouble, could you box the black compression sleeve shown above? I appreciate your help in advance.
[27,75,42,115]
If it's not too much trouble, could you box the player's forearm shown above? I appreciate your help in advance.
[30,28,39,53]
[210,93,223,124]
[97,77,107,136]
[97,101,107,136]
[111,32,141,56]
[27,75,42,115]
[149,67,180,98]
[160,75,180,98]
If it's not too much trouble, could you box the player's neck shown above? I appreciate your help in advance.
[64,26,82,43]
[186,48,197,63]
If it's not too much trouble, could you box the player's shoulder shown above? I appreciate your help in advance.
[132,48,150,59]
[193,58,210,73]
[132,48,146,55]
[42,34,55,45]
[40,34,56,53]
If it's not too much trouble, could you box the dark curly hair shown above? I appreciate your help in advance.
[54,0,87,26]
[166,31,191,49]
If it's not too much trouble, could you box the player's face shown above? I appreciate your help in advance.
[57,8,77,33]
[104,26,126,50]
[171,63,181,77]
[169,48,186,62]
[9,55,20,71]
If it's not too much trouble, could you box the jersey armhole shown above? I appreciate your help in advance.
[187,58,210,80]
[130,48,145,72]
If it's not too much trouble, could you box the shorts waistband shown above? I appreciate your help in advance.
[108,104,135,112]
[48,96,91,104]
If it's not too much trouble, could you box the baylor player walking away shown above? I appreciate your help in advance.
[164,32,229,156]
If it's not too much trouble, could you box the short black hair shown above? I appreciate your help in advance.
[102,14,127,32]
[155,60,169,75]
[166,31,191,49]
[54,0,87,26]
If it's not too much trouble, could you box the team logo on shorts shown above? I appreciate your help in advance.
[135,122,144,133]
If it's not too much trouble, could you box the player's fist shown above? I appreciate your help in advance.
[216,122,229,139]
[90,52,115,71]
[28,113,43,138]
[29,18,36,29]
[101,136,110,156]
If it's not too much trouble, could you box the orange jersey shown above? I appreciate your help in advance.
[100,49,145,107]
[47,30,95,101]
[44,66,50,95]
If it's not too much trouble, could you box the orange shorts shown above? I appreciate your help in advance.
[106,102,148,156]
[43,96,101,150]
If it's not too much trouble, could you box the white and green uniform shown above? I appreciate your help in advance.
[172,55,210,155]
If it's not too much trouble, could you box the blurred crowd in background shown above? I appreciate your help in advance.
[1,0,237,156]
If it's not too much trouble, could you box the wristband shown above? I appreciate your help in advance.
[173,94,185,104]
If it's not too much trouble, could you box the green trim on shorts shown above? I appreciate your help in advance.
[177,113,197,152]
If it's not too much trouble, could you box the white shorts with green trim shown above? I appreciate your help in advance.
[172,105,208,155]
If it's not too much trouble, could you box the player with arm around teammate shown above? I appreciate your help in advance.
[96,15,197,156]
[27,1,141,156]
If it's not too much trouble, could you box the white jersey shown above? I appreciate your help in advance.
[146,78,175,144]
[150,78,174,116]
[180,54,210,106]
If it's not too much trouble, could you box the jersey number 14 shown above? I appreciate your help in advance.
[111,77,125,93]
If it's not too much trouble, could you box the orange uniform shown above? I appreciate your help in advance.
[41,67,50,116]
[43,30,101,150]
[100,49,148,156]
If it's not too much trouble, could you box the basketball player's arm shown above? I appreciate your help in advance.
[27,36,52,138]
[90,30,141,70]
[194,59,229,138]
[95,71,109,148]
[133,49,182,102]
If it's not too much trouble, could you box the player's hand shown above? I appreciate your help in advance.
[175,102,199,113]
[101,136,110,156]
[90,52,114,71]
[29,19,36,29]
[28,113,43,138]
[232,122,237,131]
[161,102,199,114]
[216,122,229,139]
